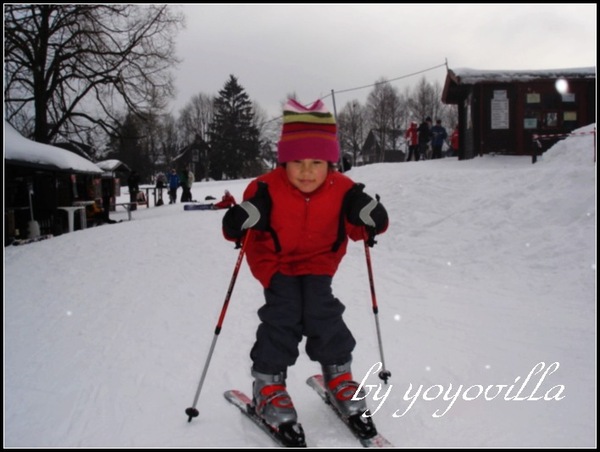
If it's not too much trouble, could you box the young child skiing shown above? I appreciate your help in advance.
[221,99,389,441]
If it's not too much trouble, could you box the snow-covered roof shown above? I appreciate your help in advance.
[449,66,596,85]
[96,159,131,173]
[4,121,103,174]
[443,66,596,105]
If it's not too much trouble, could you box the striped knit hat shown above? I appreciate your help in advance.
[277,99,339,163]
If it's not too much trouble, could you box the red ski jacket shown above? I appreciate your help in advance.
[224,166,380,288]
[214,192,237,209]
[405,122,418,146]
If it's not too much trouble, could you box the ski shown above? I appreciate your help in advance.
[183,203,214,211]
[223,389,307,447]
[10,234,54,246]
[306,375,393,448]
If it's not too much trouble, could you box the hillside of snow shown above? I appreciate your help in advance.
[4,124,596,447]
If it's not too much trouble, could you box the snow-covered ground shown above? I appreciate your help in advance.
[4,124,596,448]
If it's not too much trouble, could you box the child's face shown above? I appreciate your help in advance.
[285,159,329,194]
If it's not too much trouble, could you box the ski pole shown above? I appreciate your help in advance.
[186,231,251,422]
[363,229,392,384]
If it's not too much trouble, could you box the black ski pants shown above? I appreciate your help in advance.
[251,273,356,375]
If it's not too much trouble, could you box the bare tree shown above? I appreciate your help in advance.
[366,78,401,162]
[159,114,181,171]
[142,112,165,180]
[178,93,215,146]
[387,91,405,151]
[407,76,437,123]
[252,101,279,170]
[176,94,215,180]
[407,77,457,129]
[337,100,367,167]
[4,4,184,143]
[430,81,457,127]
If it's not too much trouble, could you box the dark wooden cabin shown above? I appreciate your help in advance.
[442,67,595,159]
[5,122,103,241]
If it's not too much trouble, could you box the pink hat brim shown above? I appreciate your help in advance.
[277,137,339,163]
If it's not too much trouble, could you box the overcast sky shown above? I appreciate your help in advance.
[168,4,596,119]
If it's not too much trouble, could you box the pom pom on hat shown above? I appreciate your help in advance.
[277,99,339,163]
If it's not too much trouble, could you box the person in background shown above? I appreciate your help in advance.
[187,167,195,201]
[179,169,190,202]
[86,198,116,225]
[86,198,103,224]
[221,99,389,439]
[168,168,180,204]
[155,172,166,206]
[136,190,147,205]
[101,178,115,223]
[418,116,432,160]
[212,190,237,209]
[449,125,459,157]
[404,121,419,161]
[127,170,140,211]
[430,119,448,159]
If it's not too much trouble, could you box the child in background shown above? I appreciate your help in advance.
[212,190,237,209]
[222,99,389,439]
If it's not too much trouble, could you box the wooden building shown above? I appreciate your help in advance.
[442,67,595,159]
[361,129,406,164]
[5,122,103,241]
[96,159,131,211]
[172,134,210,181]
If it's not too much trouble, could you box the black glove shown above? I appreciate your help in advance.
[222,181,271,239]
[344,183,388,242]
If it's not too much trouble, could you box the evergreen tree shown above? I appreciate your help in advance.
[106,112,153,181]
[208,75,260,180]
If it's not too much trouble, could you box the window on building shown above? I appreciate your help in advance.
[544,112,558,128]
[563,111,578,130]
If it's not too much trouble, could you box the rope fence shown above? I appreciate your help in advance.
[531,128,596,163]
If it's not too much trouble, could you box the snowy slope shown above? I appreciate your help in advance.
[4,124,596,447]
